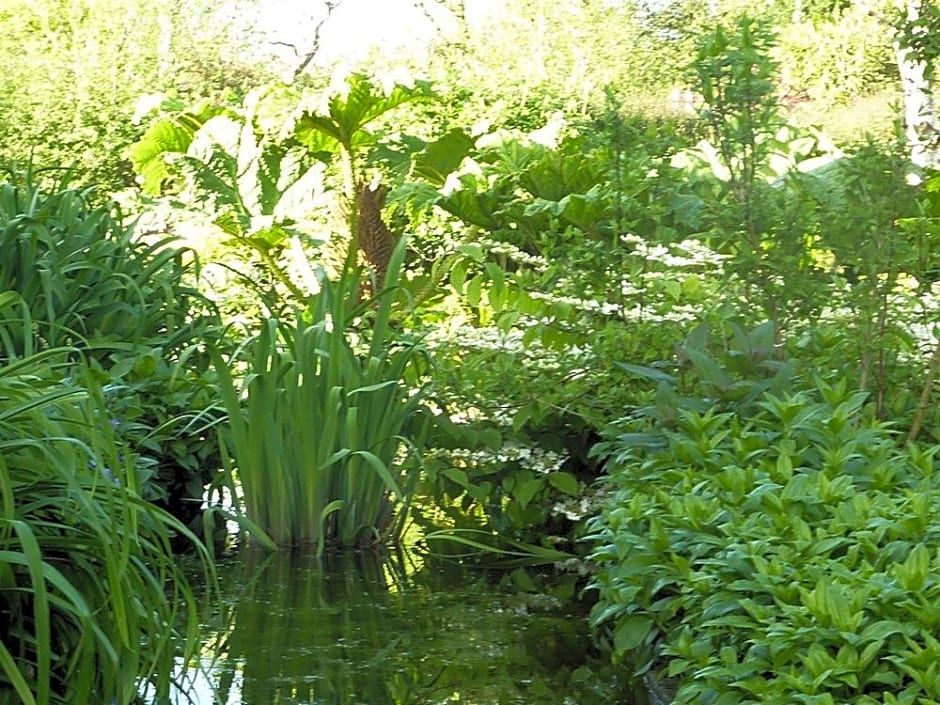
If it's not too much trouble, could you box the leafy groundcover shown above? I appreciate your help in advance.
[588,382,940,705]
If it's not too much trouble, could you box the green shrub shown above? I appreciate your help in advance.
[776,10,896,104]
[0,167,228,527]
[97,347,225,528]
[587,379,940,704]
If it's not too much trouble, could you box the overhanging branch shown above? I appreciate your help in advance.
[292,0,344,79]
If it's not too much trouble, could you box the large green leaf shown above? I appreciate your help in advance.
[411,129,476,186]
[177,150,246,234]
[128,104,229,195]
[438,175,502,230]
[559,185,612,233]
[329,74,434,145]
[614,614,654,653]
[129,119,195,195]
[685,348,733,393]
[616,362,678,385]
[518,146,599,201]
[295,74,434,151]
[294,113,345,146]
[548,471,580,497]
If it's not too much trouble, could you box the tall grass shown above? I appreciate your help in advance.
[0,349,212,705]
[214,237,426,552]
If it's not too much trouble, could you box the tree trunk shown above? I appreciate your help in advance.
[897,0,940,169]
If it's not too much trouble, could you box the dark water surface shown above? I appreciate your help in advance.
[162,547,622,705]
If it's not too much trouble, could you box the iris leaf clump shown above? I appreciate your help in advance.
[215,236,425,552]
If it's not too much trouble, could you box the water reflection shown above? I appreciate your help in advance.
[168,548,614,705]
[216,550,403,705]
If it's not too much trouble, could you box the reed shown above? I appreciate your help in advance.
[215,237,425,552]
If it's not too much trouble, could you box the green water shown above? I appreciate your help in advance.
[168,547,625,705]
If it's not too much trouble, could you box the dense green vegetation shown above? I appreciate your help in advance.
[589,380,940,703]
[3,0,940,703]
[0,353,210,705]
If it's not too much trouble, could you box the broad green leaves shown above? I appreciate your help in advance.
[604,321,795,433]
[294,74,434,151]
[130,88,328,227]
[129,85,338,304]
[588,379,940,703]
[129,74,460,307]
[411,128,477,187]
[614,615,655,653]
[129,101,229,195]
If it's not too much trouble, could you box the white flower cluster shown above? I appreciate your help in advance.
[551,484,610,523]
[528,291,622,316]
[425,323,526,354]
[621,303,701,324]
[908,321,940,354]
[433,441,569,476]
[435,324,594,378]
[496,234,726,321]
[673,238,730,266]
[421,396,507,426]
[620,233,728,268]
[551,496,597,521]
[814,276,940,362]
[619,275,644,297]
[891,285,940,362]
[483,239,549,270]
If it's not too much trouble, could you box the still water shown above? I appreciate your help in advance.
[161,547,622,705]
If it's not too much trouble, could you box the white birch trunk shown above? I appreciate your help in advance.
[897,0,940,168]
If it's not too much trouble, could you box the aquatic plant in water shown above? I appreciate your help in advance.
[214,237,426,552]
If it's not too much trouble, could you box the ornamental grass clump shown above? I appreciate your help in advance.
[0,350,212,705]
[214,237,425,552]
[0,166,214,357]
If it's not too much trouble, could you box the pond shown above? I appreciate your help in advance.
[154,546,628,705]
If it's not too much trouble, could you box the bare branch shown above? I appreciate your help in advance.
[293,0,344,80]
[412,0,445,32]
[270,41,300,58]
[412,0,467,43]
